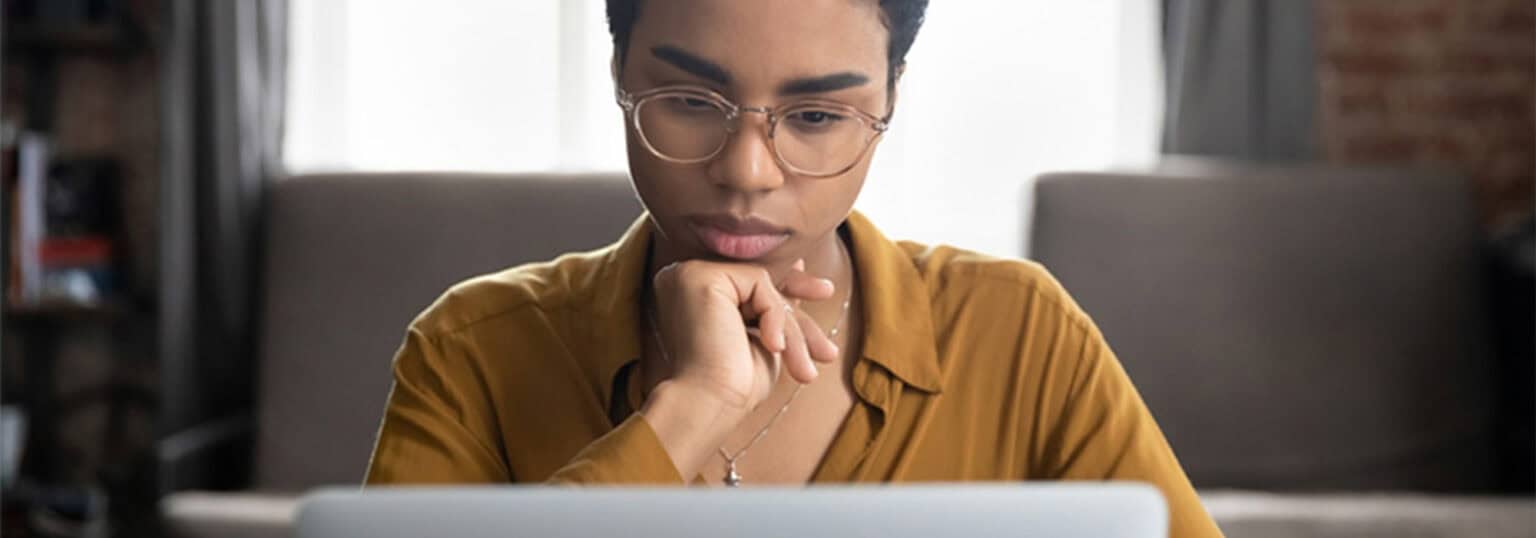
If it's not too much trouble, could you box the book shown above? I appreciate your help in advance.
[13,131,49,306]
[2,133,122,308]
[37,235,113,305]
[2,122,16,306]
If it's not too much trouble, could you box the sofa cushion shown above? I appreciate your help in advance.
[1202,490,1536,538]
[162,490,300,538]
[1030,163,1497,490]
[253,173,641,490]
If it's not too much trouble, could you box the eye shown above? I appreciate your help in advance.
[669,96,715,110]
[790,110,845,125]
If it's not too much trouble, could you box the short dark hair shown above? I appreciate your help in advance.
[605,0,929,87]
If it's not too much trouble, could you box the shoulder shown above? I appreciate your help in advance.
[407,249,606,337]
[893,241,1119,411]
[899,240,1095,330]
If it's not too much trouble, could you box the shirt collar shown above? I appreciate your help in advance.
[842,210,944,393]
[578,210,944,413]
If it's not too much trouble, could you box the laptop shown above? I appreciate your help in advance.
[296,482,1166,538]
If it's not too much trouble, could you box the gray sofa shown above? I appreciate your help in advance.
[1031,160,1533,537]
[162,173,643,537]
[161,166,1534,537]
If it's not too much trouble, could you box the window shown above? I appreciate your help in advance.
[286,0,1161,257]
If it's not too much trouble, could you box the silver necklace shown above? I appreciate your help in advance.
[646,244,852,487]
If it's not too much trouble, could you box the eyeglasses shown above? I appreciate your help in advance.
[616,85,889,178]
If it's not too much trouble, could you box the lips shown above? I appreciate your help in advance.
[688,214,791,260]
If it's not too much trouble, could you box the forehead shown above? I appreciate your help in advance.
[626,0,889,88]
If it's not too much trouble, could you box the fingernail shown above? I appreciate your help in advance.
[777,332,787,350]
[819,278,834,289]
[793,258,805,271]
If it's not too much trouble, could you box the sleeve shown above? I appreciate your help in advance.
[1041,320,1226,538]
[364,326,685,486]
[542,414,685,484]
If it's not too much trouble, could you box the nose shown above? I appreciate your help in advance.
[706,110,785,193]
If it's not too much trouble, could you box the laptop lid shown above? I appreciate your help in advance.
[296,483,1166,538]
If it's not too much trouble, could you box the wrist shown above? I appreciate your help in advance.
[643,379,752,427]
[638,380,750,480]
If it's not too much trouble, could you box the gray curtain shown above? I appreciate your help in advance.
[158,0,286,490]
[1162,0,1317,161]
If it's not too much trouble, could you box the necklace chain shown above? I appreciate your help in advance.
[646,242,852,487]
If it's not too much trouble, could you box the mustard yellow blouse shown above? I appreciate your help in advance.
[365,210,1223,538]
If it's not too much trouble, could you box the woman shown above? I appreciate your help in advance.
[366,1,1223,536]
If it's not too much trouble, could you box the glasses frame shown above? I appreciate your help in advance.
[616,85,890,178]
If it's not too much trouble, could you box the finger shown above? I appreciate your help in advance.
[797,309,841,364]
[733,267,789,352]
[749,298,787,353]
[781,303,819,384]
[768,337,783,383]
[747,333,784,389]
[777,258,834,302]
[780,273,835,302]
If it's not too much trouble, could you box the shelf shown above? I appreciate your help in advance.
[4,23,143,55]
[2,300,129,322]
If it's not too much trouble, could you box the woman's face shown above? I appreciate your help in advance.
[618,0,892,265]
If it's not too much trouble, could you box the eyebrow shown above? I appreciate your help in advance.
[778,72,870,95]
[651,45,731,85]
[650,44,872,96]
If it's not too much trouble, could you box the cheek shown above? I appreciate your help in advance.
[793,170,867,231]
[625,129,680,215]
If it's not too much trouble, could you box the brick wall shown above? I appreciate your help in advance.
[1318,0,1534,231]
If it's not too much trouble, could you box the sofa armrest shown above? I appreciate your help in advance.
[158,414,253,494]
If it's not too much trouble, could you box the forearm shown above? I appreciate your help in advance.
[638,380,750,482]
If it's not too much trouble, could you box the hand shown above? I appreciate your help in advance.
[650,258,841,412]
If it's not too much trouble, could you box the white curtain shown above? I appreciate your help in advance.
[285,0,1162,258]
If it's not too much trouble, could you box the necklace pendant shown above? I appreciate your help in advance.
[723,464,742,487]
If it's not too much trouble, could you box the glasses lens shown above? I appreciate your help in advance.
[635,93,730,161]
[773,105,875,176]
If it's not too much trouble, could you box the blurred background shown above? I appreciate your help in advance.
[0,0,1530,537]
